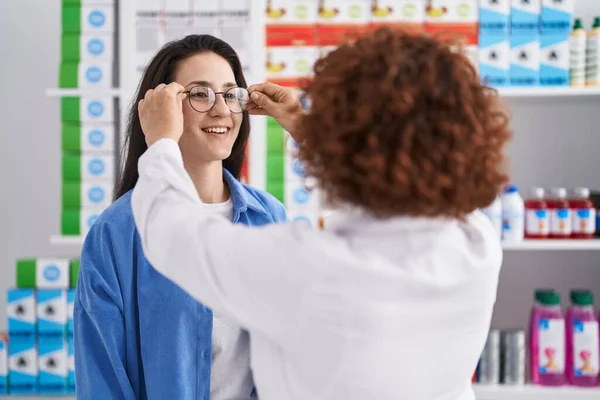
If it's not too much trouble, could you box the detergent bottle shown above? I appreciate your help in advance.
[530,289,565,386]
[501,185,525,242]
[570,18,587,87]
[586,17,600,86]
[566,289,599,386]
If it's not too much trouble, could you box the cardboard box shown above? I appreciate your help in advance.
[61,97,116,123]
[62,153,115,181]
[61,208,105,236]
[16,258,70,289]
[540,0,573,34]
[61,33,114,61]
[479,35,510,86]
[510,34,540,86]
[63,180,113,209]
[62,122,116,153]
[8,338,38,394]
[540,34,569,86]
[7,289,36,341]
[479,0,510,35]
[510,0,541,34]
[0,334,7,394]
[38,340,68,394]
[59,61,114,88]
[62,5,115,33]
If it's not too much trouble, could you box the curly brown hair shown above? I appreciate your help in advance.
[298,28,512,219]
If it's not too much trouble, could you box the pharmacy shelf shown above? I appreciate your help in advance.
[498,86,600,98]
[502,239,600,251]
[45,88,122,97]
[0,397,73,399]
[50,235,85,246]
[473,384,600,400]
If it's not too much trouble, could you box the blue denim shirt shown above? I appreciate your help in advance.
[73,169,287,400]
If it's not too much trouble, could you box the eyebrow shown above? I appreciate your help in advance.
[186,80,238,89]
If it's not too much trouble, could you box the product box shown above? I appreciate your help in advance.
[265,0,319,25]
[37,290,68,340]
[68,337,75,394]
[61,96,116,123]
[67,290,75,337]
[285,182,321,210]
[370,0,425,31]
[62,122,116,153]
[16,258,70,289]
[479,0,510,35]
[61,208,105,236]
[62,4,115,33]
[317,0,371,45]
[424,0,478,46]
[540,34,569,86]
[479,35,510,86]
[61,33,114,62]
[8,339,38,394]
[0,333,7,394]
[265,46,320,82]
[70,260,80,289]
[510,0,541,34]
[284,153,307,182]
[62,153,115,181]
[510,34,540,86]
[7,289,36,341]
[63,181,113,209]
[540,0,573,34]
[59,61,114,88]
[38,340,68,394]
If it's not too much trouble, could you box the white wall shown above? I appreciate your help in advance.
[0,1,599,334]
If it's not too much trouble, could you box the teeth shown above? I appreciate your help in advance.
[203,127,228,134]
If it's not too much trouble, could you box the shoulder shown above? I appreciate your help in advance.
[239,183,287,222]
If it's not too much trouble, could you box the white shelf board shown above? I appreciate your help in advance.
[473,384,600,399]
[45,88,122,97]
[502,239,600,251]
[498,86,600,98]
[0,397,74,400]
[50,235,85,246]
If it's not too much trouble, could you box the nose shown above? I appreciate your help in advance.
[209,93,231,117]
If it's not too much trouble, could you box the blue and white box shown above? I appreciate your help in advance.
[7,289,36,341]
[8,339,38,394]
[479,35,510,86]
[479,0,510,35]
[37,290,68,340]
[540,34,569,86]
[510,34,540,86]
[68,338,75,394]
[39,340,68,394]
[82,97,116,123]
[541,0,574,34]
[38,258,70,289]
[511,0,541,34]
[81,33,114,61]
[0,335,7,394]
[67,289,75,338]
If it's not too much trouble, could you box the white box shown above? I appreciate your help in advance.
[540,34,569,86]
[266,46,320,79]
[80,33,114,61]
[479,0,510,35]
[7,289,36,339]
[81,5,115,33]
[38,341,68,394]
[510,0,541,34]
[541,0,574,34]
[371,0,425,24]
[425,0,478,23]
[266,0,319,24]
[80,123,116,152]
[479,35,510,87]
[78,62,113,88]
[318,0,371,24]
[37,290,68,338]
[36,259,70,290]
[81,97,116,122]
[8,340,38,394]
[510,35,540,86]
[81,153,115,181]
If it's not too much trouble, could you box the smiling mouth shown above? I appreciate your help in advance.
[201,127,230,135]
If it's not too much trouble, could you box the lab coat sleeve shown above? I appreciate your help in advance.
[131,138,316,341]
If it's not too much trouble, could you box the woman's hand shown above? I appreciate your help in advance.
[247,82,305,143]
[138,82,187,147]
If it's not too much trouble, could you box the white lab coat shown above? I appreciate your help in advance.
[131,138,503,400]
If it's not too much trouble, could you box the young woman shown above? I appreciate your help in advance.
[73,35,286,399]
[132,28,511,399]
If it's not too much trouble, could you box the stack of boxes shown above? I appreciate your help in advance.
[61,0,118,238]
[479,0,575,87]
[4,259,79,395]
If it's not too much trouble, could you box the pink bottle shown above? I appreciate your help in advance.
[566,290,599,386]
[530,289,566,386]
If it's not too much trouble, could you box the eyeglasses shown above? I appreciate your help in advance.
[184,85,249,114]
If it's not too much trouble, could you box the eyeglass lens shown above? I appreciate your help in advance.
[188,86,249,113]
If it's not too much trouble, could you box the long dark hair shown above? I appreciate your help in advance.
[114,35,249,200]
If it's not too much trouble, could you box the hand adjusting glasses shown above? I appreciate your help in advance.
[183,85,250,114]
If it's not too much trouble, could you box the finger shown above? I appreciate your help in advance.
[144,89,154,100]
[155,83,167,91]
[138,98,145,110]
[246,108,268,116]
[177,91,188,102]
[165,82,186,96]
[249,91,277,113]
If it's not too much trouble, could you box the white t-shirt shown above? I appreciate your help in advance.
[204,198,254,400]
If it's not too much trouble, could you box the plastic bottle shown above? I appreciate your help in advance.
[501,185,525,242]
[482,196,503,240]
[524,187,549,239]
[570,19,587,87]
[569,188,596,239]
[530,289,566,386]
[566,289,599,386]
[547,188,572,239]
[586,17,600,87]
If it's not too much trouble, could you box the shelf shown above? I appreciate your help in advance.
[498,87,600,98]
[0,397,74,399]
[502,240,600,251]
[473,384,600,399]
[45,88,122,97]
[50,235,85,246]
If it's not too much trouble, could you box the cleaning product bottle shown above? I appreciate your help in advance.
[482,196,503,240]
[586,17,600,87]
[547,188,572,239]
[530,289,566,386]
[569,187,596,239]
[501,185,525,242]
[570,19,587,87]
[525,187,549,239]
[566,289,599,386]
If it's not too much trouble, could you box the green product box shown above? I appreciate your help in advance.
[62,4,114,34]
[62,153,115,181]
[62,208,102,236]
[266,119,285,155]
[266,181,284,203]
[16,258,71,289]
[266,154,284,183]
[62,33,114,62]
[70,260,80,288]
[62,122,116,153]
[59,61,113,88]
[63,181,113,209]
[61,97,116,123]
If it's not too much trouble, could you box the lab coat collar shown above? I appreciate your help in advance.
[223,168,271,217]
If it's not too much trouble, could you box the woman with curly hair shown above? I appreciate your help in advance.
[131,28,511,399]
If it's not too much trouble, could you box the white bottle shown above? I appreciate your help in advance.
[570,18,587,87]
[502,184,525,242]
[482,196,503,240]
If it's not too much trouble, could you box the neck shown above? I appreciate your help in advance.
[183,160,230,204]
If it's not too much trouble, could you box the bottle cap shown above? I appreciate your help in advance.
[530,187,545,199]
[550,187,567,199]
[504,184,519,194]
[574,18,584,30]
[572,187,590,199]
[570,289,593,306]
[593,17,600,29]
[535,289,561,306]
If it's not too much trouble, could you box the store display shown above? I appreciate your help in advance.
[566,290,599,386]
